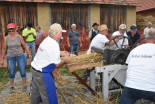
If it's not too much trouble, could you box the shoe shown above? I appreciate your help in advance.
[10,86,15,92]
[22,86,27,92]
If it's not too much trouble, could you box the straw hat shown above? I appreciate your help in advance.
[100,24,108,31]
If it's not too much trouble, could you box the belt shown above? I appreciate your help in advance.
[32,67,42,73]
[26,41,35,43]
[32,67,48,73]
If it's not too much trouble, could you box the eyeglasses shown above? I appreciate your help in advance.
[8,30,15,33]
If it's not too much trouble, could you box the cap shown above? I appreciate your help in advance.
[50,23,66,33]
[148,22,152,25]
[119,24,126,30]
[130,25,137,31]
[100,24,108,31]
[92,23,99,27]
[7,23,18,30]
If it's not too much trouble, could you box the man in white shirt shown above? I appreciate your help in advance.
[89,23,100,42]
[82,24,122,81]
[31,23,70,104]
[112,24,128,48]
[119,29,155,104]
[87,24,122,54]
[143,22,153,36]
[87,24,109,54]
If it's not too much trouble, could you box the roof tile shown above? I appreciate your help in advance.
[137,0,155,12]
[0,0,138,6]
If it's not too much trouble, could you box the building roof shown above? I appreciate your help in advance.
[0,0,138,6]
[136,0,155,12]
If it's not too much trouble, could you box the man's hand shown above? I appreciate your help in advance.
[31,33,35,36]
[28,54,32,59]
[70,54,77,57]
[63,58,70,64]
[68,44,70,48]
[118,36,123,40]
[27,33,32,36]
[52,70,63,86]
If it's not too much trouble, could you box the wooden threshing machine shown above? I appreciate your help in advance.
[66,36,144,101]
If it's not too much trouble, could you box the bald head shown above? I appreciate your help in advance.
[145,29,155,43]
[36,26,41,32]
[146,29,155,39]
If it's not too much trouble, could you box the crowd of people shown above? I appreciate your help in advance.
[0,21,155,104]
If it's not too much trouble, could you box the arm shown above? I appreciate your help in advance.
[77,32,82,47]
[89,30,92,39]
[19,35,31,57]
[1,37,6,65]
[60,51,76,57]
[67,31,71,47]
[31,30,36,39]
[23,33,31,40]
[52,58,70,85]
[108,37,122,45]
[52,70,63,85]
[111,34,122,39]
[55,58,70,69]
[31,33,36,39]
[60,51,69,57]
[67,37,70,47]
[143,28,146,36]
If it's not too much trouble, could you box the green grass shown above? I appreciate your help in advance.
[0,67,9,83]
[0,65,82,83]
[25,65,31,73]
[60,66,84,76]
[0,66,31,83]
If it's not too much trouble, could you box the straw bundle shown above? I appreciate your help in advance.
[66,52,104,72]
[68,52,103,65]
[136,15,155,30]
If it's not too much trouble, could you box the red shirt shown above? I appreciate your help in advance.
[35,31,45,45]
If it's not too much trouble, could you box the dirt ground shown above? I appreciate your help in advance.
[0,72,107,104]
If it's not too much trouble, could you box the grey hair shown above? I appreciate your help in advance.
[48,30,55,36]
[145,29,155,39]
[36,26,41,30]
[71,24,76,28]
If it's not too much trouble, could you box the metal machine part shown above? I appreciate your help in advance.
[89,36,132,101]
[132,37,145,49]
[91,46,130,65]
[107,35,133,49]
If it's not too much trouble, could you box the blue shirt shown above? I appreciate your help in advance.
[68,30,80,45]
[127,31,140,46]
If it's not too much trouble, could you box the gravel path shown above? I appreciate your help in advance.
[0,72,32,103]
[0,72,154,104]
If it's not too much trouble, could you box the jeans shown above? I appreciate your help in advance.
[25,41,35,66]
[70,44,78,56]
[119,87,155,104]
[7,54,26,80]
